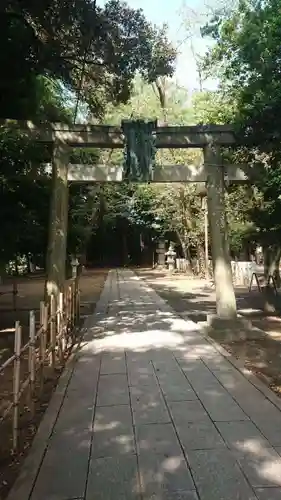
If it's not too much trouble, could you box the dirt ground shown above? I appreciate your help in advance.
[137,268,281,400]
[0,268,108,500]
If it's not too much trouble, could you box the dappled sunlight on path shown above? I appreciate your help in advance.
[8,270,281,500]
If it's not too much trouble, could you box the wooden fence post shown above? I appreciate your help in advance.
[49,294,56,368]
[71,282,75,330]
[43,303,48,354]
[13,321,22,452]
[57,292,64,361]
[67,285,71,336]
[76,284,80,323]
[39,301,45,393]
[29,310,36,416]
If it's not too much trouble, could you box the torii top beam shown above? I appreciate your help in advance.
[0,120,236,148]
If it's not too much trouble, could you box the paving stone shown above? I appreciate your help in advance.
[135,423,182,455]
[201,353,236,374]
[168,400,210,425]
[97,374,129,406]
[130,385,170,424]
[156,372,198,402]
[132,399,171,425]
[67,360,100,392]
[92,405,135,458]
[251,420,281,447]
[161,383,198,402]
[130,385,164,404]
[143,492,199,500]
[128,370,158,387]
[53,391,95,434]
[255,488,281,499]
[86,455,141,500]
[216,421,271,450]
[30,442,90,500]
[176,421,225,451]
[100,352,127,374]
[234,447,281,487]
[126,352,153,365]
[199,393,249,421]
[178,359,217,385]
[138,452,195,496]
[32,496,83,500]
[188,448,257,500]
[152,357,181,373]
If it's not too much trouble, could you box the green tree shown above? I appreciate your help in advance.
[1,0,176,118]
[202,0,281,279]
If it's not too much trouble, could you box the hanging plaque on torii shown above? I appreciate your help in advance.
[121,119,157,182]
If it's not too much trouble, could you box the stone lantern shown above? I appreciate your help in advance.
[156,240,166,267]
[71,256,79,278]
[165,243,177,272]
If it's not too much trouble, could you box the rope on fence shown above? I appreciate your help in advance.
[249,272,278,295]
[0,276,80,453]
[249,272,262,293]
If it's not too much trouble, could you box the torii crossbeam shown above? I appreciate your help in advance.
[1,119,247,326]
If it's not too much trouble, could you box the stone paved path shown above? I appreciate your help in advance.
[9,270,281,500]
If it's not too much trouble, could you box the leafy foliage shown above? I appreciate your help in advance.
[1,0,176,118]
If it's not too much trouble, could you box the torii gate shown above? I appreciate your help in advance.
[2,119,248,324]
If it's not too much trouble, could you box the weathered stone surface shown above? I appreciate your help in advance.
[130,385,171,425]
[100,352,127,374]
[138,452,195,496]
[31,442,90,500]
[176,421,225,451]
[135,423,182,455]
[97,374,129,406]
[168,400,209,425]
[251,420,281,447]
[216,420,271,450]
[156,371,197,402]
[92,405,135,458]
[143,492,199,500]
[255,488,281,500]
[86,455,141,500]
[188,449,257,500]
[234,447,281,488]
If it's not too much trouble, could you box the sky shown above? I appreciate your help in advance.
[97,0,218,92]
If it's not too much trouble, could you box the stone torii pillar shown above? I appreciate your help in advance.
[45,135,70,298]
[204,144,237,320]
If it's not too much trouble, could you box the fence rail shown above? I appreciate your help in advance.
[0,276,80,452]
[249,272,278,294]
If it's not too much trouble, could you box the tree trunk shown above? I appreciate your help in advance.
[176,231,193,273]
[45,139,69,299]
[26,254,31,274]
[196,243,205,276]
[14,255,19,275]
[263,244,281,287]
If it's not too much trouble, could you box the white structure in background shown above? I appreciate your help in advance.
[175,258,259,286]
[231,261,258,286]
[165,244,177,272]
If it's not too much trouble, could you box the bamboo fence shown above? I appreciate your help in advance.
[0,276,80,452]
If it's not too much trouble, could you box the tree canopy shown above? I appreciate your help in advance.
[1,0,176,118]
